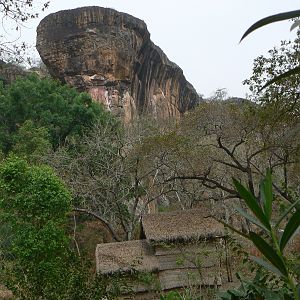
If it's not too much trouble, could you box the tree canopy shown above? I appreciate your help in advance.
[0,74,113,154]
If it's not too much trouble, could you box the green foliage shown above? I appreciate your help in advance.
[244,35,300,121]
[224,170,300,299]
[219,270,294,300]
[71,270,158,300]
[136,271,161,292]
[0,156,73,299]
[259,65,300,91]
[11,120,51,163]
[160,290,203,300]
[65,270,132,300]
[160,291,184,300]
[0,74,109,153]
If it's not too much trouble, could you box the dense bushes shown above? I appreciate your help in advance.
[0,74,111,153]
[0,157,72,298]
[0,76,121,298]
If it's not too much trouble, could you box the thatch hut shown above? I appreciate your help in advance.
[95,240,160,299]
[141,209,224,242]
[95,240,158,275]
[95,209,227,298]
[141,209,225,290]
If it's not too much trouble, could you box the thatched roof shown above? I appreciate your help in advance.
[95,240,159,274]
[142,209,224,243]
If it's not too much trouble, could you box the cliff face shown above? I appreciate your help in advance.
[36,6,200,121]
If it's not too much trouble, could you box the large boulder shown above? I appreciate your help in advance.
[36,6,200,121]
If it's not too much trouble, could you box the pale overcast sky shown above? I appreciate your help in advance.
[2,1,300,98]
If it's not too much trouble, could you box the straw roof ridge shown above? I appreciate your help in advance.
[142,208,224,243]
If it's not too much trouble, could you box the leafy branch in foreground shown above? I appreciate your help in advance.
[240,9,300,42]
[223,170,300,299]
[241,9,300,90]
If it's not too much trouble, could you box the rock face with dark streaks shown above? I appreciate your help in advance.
[36,6,200,121]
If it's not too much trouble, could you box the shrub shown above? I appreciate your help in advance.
[0,157,72,299]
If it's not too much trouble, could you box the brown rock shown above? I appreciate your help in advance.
[0,60,28,85]
[36,6,200,121]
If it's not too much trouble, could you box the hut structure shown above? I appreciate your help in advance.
[141,209,225,290]
[95,209,227,298]
[95,240,158,275]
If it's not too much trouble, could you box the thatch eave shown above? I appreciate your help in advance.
[142,209,225,243]
[96,240,159,275]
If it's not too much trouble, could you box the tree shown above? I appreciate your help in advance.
[47,119,126,241]
[208,88,229,101]
[0,0,49,25]
[0,0,50,62]
[0,74,110,153]
[0,156,72,298]
[46,117,182,241]
[165,100,300,207]
[11,120,51,163]
[243,34,300,120]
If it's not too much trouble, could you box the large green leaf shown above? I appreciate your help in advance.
[259,65,300,91]
[275,198,300,229]
[260,170,273,220]
[249,231,288,277]
[250,256,283,277]
[240,9,300,42]
[290,19,300,31]
[233,178,271,230]
[235,206,269,232]
[280,208,300,251]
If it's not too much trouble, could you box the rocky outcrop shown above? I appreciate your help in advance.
[0,60,28,85]
[0,60,50,85]
[36,6,200,121]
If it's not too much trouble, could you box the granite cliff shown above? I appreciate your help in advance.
[36,6,200,121]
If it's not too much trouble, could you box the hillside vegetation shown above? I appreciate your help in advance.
[0,2,300,299]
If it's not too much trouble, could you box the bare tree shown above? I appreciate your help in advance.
[166,100,300,204]
[0,0,50,61]
[46,117,179,241]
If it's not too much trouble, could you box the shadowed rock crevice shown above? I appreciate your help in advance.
[37,6,200,121]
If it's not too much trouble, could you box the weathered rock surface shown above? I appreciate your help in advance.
[0,60,50,85]
[36,6,200,121]
[0,60,28,85]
